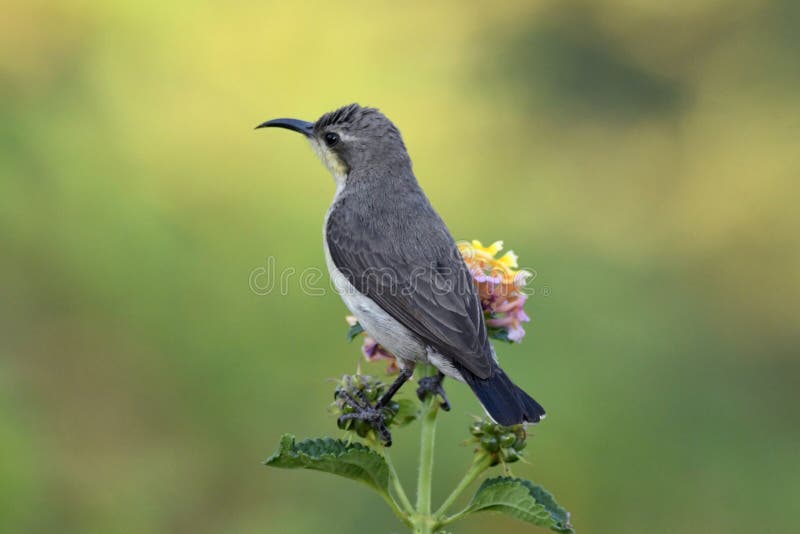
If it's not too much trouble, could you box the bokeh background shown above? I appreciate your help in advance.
[2,1,798,532]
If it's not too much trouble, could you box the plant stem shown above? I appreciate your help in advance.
[438,506,471,527]
[383,448,414,515]
[414,365,439,533]
[435,453,492,524]
[379,491,413,527]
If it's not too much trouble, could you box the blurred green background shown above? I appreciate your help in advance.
[2,1,798,532]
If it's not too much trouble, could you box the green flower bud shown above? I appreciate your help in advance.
[467,418,531,465]
[504,448,521,463]
[513,428,527,451]
[356,420,372,437]
[469,421,484,437]
[499,433,516,448]
[481,435,500,453]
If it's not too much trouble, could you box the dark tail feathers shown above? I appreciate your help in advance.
[464,368,545,425]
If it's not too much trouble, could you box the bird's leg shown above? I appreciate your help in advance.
[416,371,450,411]
[375,367,414,409]
[337,367,414,447]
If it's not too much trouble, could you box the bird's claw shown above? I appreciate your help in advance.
[416,374,450,411]
[337,391,393,446]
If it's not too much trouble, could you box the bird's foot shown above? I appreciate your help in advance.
[336,390,393,446]
[416,372,450,411]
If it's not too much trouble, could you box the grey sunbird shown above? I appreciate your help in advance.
[257,104,544,445]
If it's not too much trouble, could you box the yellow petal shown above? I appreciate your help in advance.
[486,241,504,256]
[498,250,519,268]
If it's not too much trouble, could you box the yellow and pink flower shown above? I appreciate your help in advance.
[458,240,532,343]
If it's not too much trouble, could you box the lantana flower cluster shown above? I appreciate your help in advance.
[348,240,532,374]
[458,240,532,343]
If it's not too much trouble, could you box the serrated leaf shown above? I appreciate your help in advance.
[521,480,572,530]
[465,476,574,533]
[346,322,364,342]
[264,434,390,497]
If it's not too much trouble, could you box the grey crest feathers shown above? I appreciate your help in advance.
[314,103,403,140]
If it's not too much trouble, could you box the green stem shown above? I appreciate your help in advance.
[438,505,471,527]
[434,453,492,521]
[383,448,414,515]
[379,491,413,527]
[414,366,440,533]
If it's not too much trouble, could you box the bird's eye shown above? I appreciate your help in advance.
[324,132,340,147]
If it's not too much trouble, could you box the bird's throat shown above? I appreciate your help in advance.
[309,139,348,189]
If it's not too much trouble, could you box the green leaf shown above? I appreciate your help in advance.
[486,326,513,343]
[346,322,364,342]
[264,434,390,497]
[465,476,573,533]
[392,398,418,427]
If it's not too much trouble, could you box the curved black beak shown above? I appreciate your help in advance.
[255,118,314,137]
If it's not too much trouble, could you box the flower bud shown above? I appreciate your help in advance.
[503,448,521,463]
[468,417,529,466]
[481,435,500,453]
[499,432,516,448]
[469,421,485,437]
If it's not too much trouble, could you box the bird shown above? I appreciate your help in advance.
[257,104,544,444]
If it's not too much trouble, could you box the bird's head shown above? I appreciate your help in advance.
[256,103,410,186]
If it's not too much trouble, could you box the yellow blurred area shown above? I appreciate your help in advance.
[1,1,798,532]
